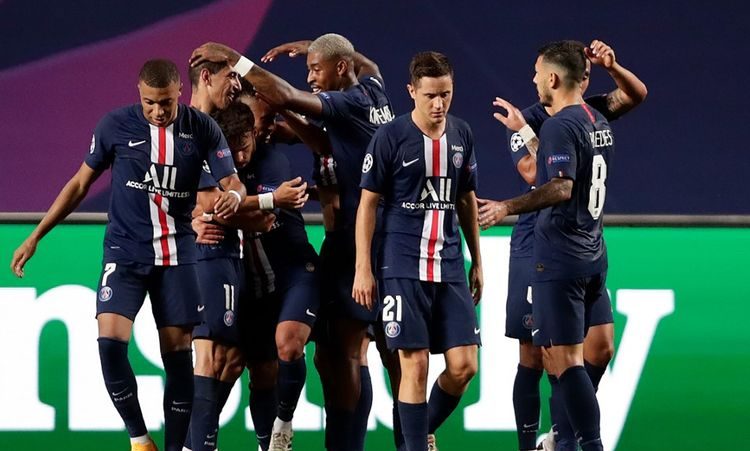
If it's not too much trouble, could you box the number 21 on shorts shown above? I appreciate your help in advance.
[382,294,403,322]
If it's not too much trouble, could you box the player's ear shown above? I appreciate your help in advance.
[406,83,416,100]
[336,60,347,77]
[200,68,211,86]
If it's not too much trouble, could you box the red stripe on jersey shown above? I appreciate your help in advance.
[158,127,167,164]
[581,104,596,123]
[432,138,441,177]
[156,127,171,265]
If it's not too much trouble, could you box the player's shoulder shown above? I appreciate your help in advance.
[181,104,214,125]
[358,74,386,92]
[100,104,139,126]
[521,102,550,131]
[375,113,411,137]
[539,110,579,137]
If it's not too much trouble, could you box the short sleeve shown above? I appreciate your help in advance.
[458,126,478,193]
[359,126,393,194]
[507,127,531,168]
[201,115,236,182]
[316,90,354,122]
[538,119,577,181]
[84,116,115,171]
[198,161,219,190]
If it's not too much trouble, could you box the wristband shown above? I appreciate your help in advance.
[232,56,255,77]
[228,189,242,203]
[258,192,274,210]
[518,124,537,144]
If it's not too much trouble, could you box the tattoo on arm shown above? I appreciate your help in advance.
[505,178,572,215]
[606,89,631,117]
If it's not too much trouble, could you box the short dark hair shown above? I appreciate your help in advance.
[212,102,255,145]
[188,60,230,88]
[409,51,453,86]
[138,59,180,88]
[537,40,587,88]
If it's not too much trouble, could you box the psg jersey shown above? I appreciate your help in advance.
[85,104,236,266]
[360,114,478,282]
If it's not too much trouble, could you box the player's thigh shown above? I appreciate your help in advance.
[194,258,244,347]
[95,261,149,338]
[148,264,201,329]
[278,265,320,329]
[584,271,614,332]
[430,280,481,354]
[545,343,584,377]
[505,256,535,341]
[531,278,587,347]
[379,278,431,352]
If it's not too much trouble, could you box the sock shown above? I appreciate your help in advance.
[398,401,428,451]
[190,376,219,451]
[548,374,576,450]
[250,386,277,450]
[512,365,543,451]
[427,381,461,434]
[352,366,373,450]
[98,338,148,438]
[558,366,603,451]
[584,360,607,392]
[393,402,406,450]
[217,380,234,412]
[326,407,354,451]
[277,356,307,422]
[162,350,194,451]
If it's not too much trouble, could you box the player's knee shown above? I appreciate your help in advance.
[446,359,478,387]
[586,340,614,367]
[277,338,305,361]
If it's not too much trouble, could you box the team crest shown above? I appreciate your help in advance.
[223,310,235,326]
[179,142,194,156]
[99,286,113,302]
[452,152,463,168]
[362,153,373,173]
[305,262,315,272]
[385,321,401,338]
[522,314,534,329]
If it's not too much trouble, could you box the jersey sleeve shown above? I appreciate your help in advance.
[458,125,478,193]
[507,127,530,168]
[316,90,356,122]
[359,126,393,194]
[198,161,219,190]
[201,115,237,182]
[538,119,578,181]
[84,115,115,171]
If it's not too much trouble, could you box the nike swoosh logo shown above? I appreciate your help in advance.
[523,422,539,428]
[128,140,146,147]
[305,309,316,317]
[206,433,217,439]
[197,305,205,312]
[402,158,419,167]
[532,329,540,336]
[111,388,128,396]
[474,328,481,335]
[172,400,191,405]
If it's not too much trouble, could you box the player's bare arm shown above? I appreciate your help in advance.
[351,51,381,79]
[214,173,247,218]
[352,188,379,310]
[477,177,573,229]
[194,188,227,244]
[279,110,333,155]
[586,39,648,116]
[11,162,102,277]
[262,39,380,80]
[457,190,483,303]
[190,42,324,117]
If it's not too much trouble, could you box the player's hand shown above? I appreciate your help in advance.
[469,262,483,305]
[190,42,241,68]
[352,269,376,311]
[10,237,38,278]
[261,40,312,63]
[585,40,616,70]
[477,198,509,230]
[492,97,527,132]
[192,214,225,244]
[244,211,276,233]
[273,177,309,210]
[214,190,242,219]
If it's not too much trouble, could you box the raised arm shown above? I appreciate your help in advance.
[586,39,648,117]
[493,97,538,185]
[261,39,381,79]
[279,110,333,155]
[11,162,102,277]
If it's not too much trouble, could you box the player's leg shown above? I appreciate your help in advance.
[582,279,615,392]
[428,344,477,434]
[96,261,156,450]
[352,333,373,451]
[374,324,405,450]
[398,348,430,451]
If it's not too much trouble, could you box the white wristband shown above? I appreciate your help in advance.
[258,192,274,210]
[232,56,255,77]
[518,124,537,144]
[228,189,242,204]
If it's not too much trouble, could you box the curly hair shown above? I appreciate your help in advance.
[212,102,255,146]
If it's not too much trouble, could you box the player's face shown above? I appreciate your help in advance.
[230,131,255,169]
[533,56,553,107]
[307,51,342,93]
[581,59,592,94]
[208,67,241,110]
[138,80,182,127]
[408,75,453,127]
[241,94,276,144]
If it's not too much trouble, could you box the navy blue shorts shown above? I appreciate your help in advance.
[243,263,320,361]
[379,278,481,354]
[531,272,613,347]
[192,258,245,346]
[319,230,380,323]
[95,261,200,328]
[505,255,535,340]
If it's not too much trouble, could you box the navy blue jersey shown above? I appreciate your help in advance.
[85,104,236,265]
[317,75,394,230]
[242,143,316,296]
[507,96,618,258]
[533,103,615,281]
[195,169,243,261]
[361,114,478,282]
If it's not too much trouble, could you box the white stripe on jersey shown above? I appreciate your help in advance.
[149,193,163,263]
[418,135,448,281]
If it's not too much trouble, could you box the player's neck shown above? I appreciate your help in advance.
[338,73,359,91]
[548,91,584,115]
[410,110,446,139]
[189,92,215,115]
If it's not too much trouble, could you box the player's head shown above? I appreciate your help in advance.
[581,58,592,94]
[306,33,355,93]
[189,60,241,112]
[533,41,587,106]
[138,59,182,127]
[238,80,276,144]
[213,101,256,169]
[407,51,454,127]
